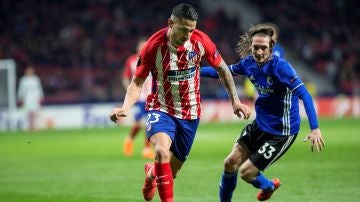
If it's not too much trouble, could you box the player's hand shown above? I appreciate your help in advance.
[233,101,251,120]
[303,128,325,152]
[109,107,129,123]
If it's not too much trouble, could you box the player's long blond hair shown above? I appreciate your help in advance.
[236,23,279,59]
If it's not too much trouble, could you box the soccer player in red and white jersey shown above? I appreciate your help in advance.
[110,3,251,202]
[122,37,154,160]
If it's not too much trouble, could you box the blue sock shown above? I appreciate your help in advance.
[250,172,274,191]
[219,170,238,202]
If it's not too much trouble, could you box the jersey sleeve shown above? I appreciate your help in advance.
[293,85,319,129]
[201,33,223,68]
[274,61,303,90]
[134,41,153,79]
[229,60,246,75]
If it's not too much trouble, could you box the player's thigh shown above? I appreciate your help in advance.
[150,132,172,162]
[224,121,257,168]
[146,110,176,161]
[146,110,176,142]
[224,142,251,170]
[170,118,199,162]
[150,132,172,150]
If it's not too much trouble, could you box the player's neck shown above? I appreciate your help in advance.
[167,28,180,48]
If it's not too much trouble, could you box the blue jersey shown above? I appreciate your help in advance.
[230,55,303,135]
[201,55,318,136]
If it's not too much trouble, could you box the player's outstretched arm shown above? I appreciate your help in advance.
[200,66,220,78]
[110,76,145,123]
[200,65,239,78]
[294,84,325,152]
[215,60,251,119]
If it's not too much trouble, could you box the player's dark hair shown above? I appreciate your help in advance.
[171,3,198,21]
[236,23,277,59]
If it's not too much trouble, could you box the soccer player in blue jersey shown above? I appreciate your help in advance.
[201,23,325,201]
[243,22,284,104]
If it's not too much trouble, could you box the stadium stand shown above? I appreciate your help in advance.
[0,0,358,104]
[251,0,360,96]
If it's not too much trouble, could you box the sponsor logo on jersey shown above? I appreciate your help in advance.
[168,67,196,82]
[254,83,275,95]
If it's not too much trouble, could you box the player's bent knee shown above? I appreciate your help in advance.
[224,156,240,171]
[154,147,171,162]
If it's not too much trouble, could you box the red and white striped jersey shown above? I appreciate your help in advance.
[122,54,152,101]
[135,28,222,120]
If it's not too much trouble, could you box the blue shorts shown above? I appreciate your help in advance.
[145,110,200,162]
[133,101,146,121]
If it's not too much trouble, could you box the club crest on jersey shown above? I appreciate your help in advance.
[187,51,198,63]
[267,76,273,85]
[146,124,152,132]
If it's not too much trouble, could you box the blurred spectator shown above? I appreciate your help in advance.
[121,37,154,160]
[17,66,44,130]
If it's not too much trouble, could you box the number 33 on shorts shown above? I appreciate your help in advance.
[258,143,276,159]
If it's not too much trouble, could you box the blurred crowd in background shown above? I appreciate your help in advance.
[256,0,360,96]
[0,0,359,104]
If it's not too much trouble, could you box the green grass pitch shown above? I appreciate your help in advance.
[0,118,359,202]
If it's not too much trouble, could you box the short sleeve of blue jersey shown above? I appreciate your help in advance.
[274,61,303,90]
[228,60,246,75]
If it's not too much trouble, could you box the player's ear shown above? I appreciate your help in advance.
[269,39,274,52]
[168,18,174,28]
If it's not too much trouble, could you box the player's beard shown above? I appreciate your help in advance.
[173,37,187,47]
